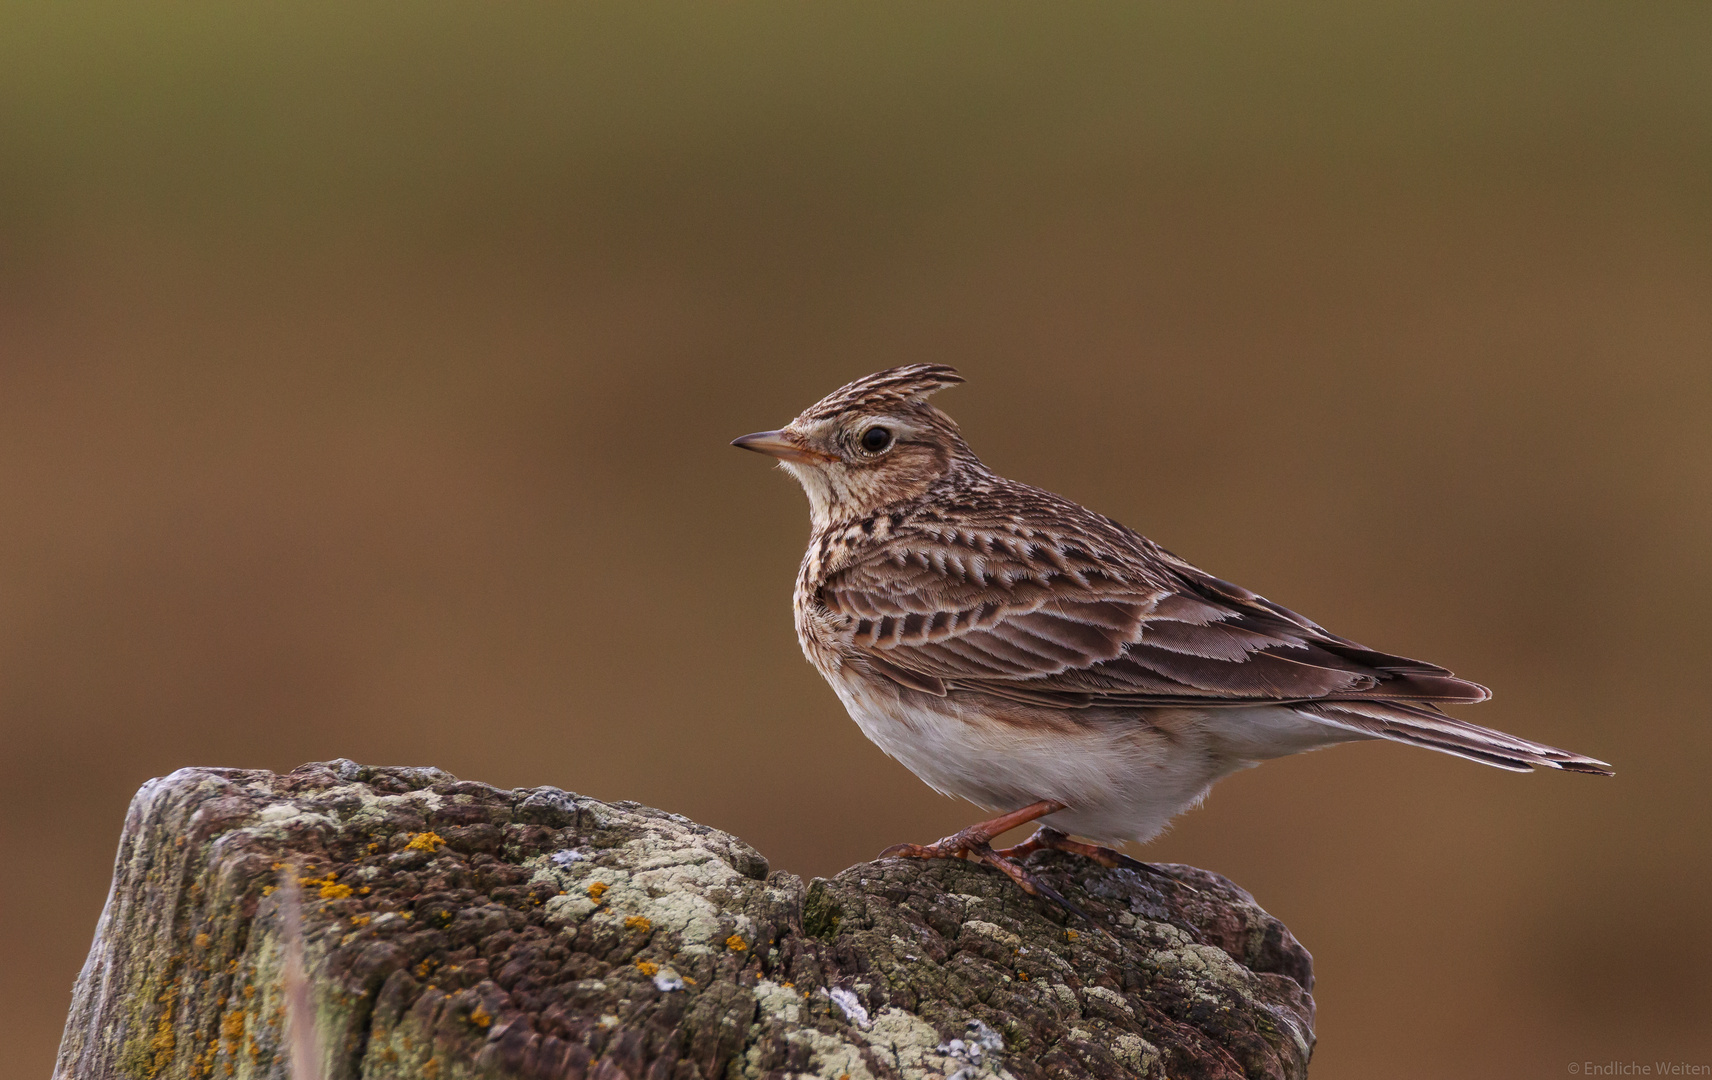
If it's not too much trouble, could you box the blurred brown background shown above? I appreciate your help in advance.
[3,3,1708,1076]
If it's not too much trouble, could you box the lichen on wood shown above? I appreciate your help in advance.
[55,761,1314,1080]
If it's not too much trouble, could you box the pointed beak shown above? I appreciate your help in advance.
[730,429,827,464]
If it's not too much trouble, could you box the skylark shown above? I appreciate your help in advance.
[734,365,1611,902]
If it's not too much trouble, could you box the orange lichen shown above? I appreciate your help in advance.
[470,1005,492,1028]
[624,916,652,932]
[359,886,371,895]
[350,914,372,928]
[1016,971,1030,981]
[635,960,659,976]
[260,885,276,897]
[1065,930,1079,942]
[189,1040,215,1079]
[220,1005,246,1069]
[295,871,353,900]
[587,882,609,903]
[725,934,747,952]
[146,977,182,1077]
[366,842,380,854]
[193,933,211,950]
[405,831,446,852]
[415,958,437,979]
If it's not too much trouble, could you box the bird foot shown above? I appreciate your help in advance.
[877,798,1065,863]
[877,819,1001,863]
[878,800,1093,921]
[881,835,1093,921]
[996,827,1196,893]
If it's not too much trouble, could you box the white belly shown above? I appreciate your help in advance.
[824,666,1335,845]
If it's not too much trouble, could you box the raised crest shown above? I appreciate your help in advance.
[799,364,965,421]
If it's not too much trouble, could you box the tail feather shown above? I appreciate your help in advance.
[1301,699,1614,775]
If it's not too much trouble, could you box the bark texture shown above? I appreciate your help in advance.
[55,761,1314,1080]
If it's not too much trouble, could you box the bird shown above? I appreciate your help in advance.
[733,364,1611,903]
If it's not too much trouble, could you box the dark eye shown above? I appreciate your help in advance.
[859,426,893,453]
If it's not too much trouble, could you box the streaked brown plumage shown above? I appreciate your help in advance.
[735,365,1611,900]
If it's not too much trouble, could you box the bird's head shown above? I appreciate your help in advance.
[732,364,977,529]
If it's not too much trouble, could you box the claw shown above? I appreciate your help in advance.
[996,827,1197,894]
[973,846,1095,924]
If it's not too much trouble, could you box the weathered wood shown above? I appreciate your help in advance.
[55,761,1314,1079]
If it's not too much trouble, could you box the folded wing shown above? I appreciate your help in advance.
[819,520,1490,710]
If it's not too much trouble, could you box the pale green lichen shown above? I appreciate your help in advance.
[1080,984,1136,1020]
[776,1027,877,1080]
[1115,1033,1160,1073]
[1142,923,1260,1004]
[751,979,803,1025]
[962,920,1022,950]
[858,1007,1019,1080]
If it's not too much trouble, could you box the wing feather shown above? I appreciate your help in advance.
[817,505,1491,711]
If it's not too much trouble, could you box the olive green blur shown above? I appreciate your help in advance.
[3,4,1707,1075]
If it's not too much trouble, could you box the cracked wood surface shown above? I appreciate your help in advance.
[55,761,1314,1080]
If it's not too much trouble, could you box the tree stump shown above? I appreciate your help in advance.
[54,761,1314,1080]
